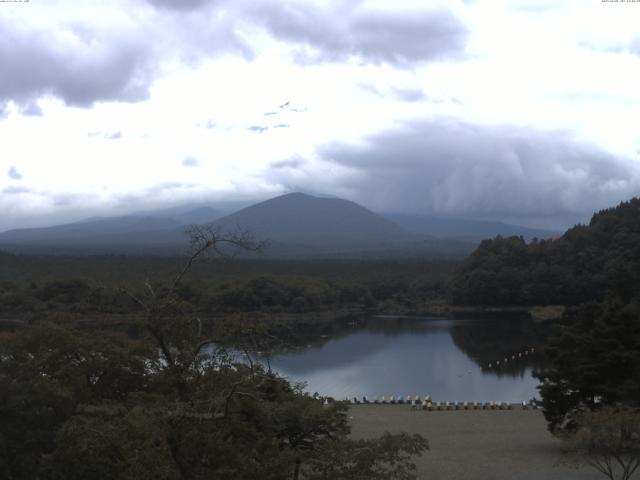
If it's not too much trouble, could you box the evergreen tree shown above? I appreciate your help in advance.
[535,299,640,433]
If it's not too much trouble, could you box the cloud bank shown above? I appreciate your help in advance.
[311,119,640,222]
[251,3,468,66]
[0,19,153,110]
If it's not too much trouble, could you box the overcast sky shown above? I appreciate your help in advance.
[1,0,639,231]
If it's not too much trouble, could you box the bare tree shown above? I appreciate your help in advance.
[120,225,265,371]
[566,407,640,480]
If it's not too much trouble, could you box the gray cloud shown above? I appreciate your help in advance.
[247,125,269,133]
[0,20,154,109]
[271,156,305,169]
[0,2,465,113]
[147,0,215,11]
[391,88,426,102]
[255,4,468,66]
[8,166,23,180]
[0,4,256,111]
[3,186,30,194]
[158,6,255,62]
[631,36,640,56]
[104,131,123,140]
[361,83,427,102]
[182,157,200,167]
[19,101,43,116]
[312,119,640,223]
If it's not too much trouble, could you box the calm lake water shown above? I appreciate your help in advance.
[265,316,546,403]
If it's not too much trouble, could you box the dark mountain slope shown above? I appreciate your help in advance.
[0,216,181,244]
[384,213,559,241]
[211,192,415,247]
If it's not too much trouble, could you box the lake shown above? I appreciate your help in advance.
[265,316,547,403]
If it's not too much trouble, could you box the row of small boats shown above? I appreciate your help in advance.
[344,396,539,410]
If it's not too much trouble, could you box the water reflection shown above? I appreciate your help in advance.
[266,316,546,402]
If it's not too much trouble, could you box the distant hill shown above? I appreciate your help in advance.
[127,205,224,225]
[212,192,411,245]
[0,193,475,258]
[383,213,559,242]
[0,205,224,252]
[210,193,475,258]
[0,216,184,250]
[176,206,223,225]
[452,197,640,306]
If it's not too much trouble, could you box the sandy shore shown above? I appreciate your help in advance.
[348,405,601,480]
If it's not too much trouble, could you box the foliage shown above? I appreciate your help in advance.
[566,407,640,480]
[0,229,428,479]
[452,197,640,306]
[305,433,429,480]
[535,300,640,433]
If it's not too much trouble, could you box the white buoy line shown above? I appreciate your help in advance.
[483,347,536,370]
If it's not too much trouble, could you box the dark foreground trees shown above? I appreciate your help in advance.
[536,299,640,479]
[535,299,640,434]
[0,228,427,479]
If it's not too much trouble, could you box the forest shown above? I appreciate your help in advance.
[452,198,640,306]
[0,253,455,330]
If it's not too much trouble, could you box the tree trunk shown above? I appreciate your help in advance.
[293,457,301,480]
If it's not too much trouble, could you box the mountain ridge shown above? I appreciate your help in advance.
[0,192,549,258]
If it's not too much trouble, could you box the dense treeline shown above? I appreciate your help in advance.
[452,198,640,306]
[0,257,454,319]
